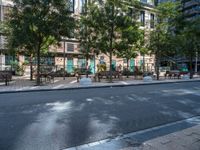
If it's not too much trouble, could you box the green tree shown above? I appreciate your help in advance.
[7,0,75,85]
[148,1,180,80]
[81,0,140,82]
[171,1,200,78]
[115,25,144,77]
[78,0,100,77]
[176,18,200,78]
[138,30,149,73]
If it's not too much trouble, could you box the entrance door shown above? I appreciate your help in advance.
[67,58,74,73]
[112,60,116,71]
[130,58,135,72]
[90,58,95,74]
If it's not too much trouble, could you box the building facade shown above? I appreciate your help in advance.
[182,0,200,20]
[0,0,156,75]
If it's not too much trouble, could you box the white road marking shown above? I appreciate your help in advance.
[53,84,64,89]
[70,80,77,84]
[120,81,129,85]
[54,80,59,83]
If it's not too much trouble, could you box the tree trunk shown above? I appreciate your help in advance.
[109,49,113,83]
[143,54,145,73]
[63,41,66,80]
[155,52,160,80]
[30,54,33,81]
[126,58,129,78]
[36,45,41,85]
[86,56,89,78]
[156,31,160,80]
[109,5,114,83]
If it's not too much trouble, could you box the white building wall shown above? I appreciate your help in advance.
[0,54,5,70]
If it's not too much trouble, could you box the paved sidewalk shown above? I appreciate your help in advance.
[0,75,200,93]
[123,125,200,150]
[124,125,200,150]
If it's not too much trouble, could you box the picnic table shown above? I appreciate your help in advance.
[34,72,55,84]
[0,71,12,86]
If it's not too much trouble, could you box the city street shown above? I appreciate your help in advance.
[0,82,200,150]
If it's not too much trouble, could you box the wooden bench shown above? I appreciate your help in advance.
[94,71,122,82]
[46,72,55,83]
[0,71,12,86]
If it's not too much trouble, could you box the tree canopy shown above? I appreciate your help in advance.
[79,0,141,82]
[7,0,75,84]
[148,1,180,80]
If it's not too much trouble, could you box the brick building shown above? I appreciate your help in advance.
[0,0,156,75]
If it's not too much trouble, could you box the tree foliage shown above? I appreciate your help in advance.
[115,24,144,71]
[78,0,101,77]
[79,0,141,82]
[7,0,75,84]
[175,17,200,77]
[148,1,180,80]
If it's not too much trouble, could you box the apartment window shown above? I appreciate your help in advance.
[140,11,145,26]
[68,0,75,13]
[5,55,15,65]
[99,56,105,64]
[150,13,155,28]
[140,0,147,3]
[80,0,86,13]
[67,43,74,52]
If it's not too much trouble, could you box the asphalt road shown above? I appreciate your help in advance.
[0,82,200,150]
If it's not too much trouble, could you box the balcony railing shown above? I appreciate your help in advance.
[184,0,200,9]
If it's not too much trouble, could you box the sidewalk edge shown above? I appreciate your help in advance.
[0,79,199,94]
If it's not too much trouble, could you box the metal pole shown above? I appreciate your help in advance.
[63,41,66,80]
[94,55,96,74]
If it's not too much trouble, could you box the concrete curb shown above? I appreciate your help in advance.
[0,79,200,94]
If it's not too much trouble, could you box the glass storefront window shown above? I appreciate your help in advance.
[78,58,86,68]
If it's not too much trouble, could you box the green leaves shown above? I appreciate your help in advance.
[7,0,76,84]
[7,0,75,53]
[79,0,144,67]
[148,1,180,54]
